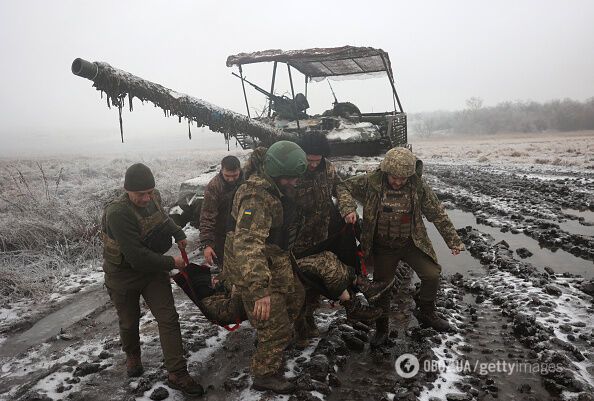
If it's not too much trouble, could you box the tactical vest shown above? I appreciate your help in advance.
[226,188,302,252]
[375,183,413,248]
[295,161,332,215]
[266,194,303,251]
[101,192,170,265]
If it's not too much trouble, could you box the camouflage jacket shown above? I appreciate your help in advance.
[294,159,356,253]
[224,172,295,300]
[198,171,244,249]
[102,190,185,273]
[242,146,268,179]
[344,160,463,263]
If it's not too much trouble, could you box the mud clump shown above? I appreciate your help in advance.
[73,362,101,377]
[516,247,533,258]
[149,386,169,400]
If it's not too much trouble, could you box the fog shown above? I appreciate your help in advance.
[1,0,593,157]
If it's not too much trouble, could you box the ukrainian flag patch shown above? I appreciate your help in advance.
[238,209,254,228]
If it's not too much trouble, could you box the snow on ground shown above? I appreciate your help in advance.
[418,332,467,401]
[470,269,594,389]
[411,131,594,169]
[1,133,593,400]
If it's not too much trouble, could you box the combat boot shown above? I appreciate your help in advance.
[125,351,144,377]
[341,296,383,322]
[415,302,450,332]
[370,317,390,348]
[252,372,296,394]
[356,276,396,303]
[167,370,205,397]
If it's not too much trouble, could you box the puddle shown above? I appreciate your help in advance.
[559,219,594,237]
[563,208,594,223]
[425,219,483,276]
[0,289,108,358]
[444,209,593,279]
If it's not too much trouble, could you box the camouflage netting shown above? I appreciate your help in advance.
[76,60,281,145]
[226,46,393,80]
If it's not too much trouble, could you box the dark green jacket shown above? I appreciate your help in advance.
[344,160,462,263]
[102,190,185,273]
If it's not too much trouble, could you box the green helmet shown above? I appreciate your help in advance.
[263,141,307,178]
[380,147,416,177]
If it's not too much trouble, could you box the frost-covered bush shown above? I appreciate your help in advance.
[0,150,241,301]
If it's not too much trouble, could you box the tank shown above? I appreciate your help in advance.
[71,45,407,154]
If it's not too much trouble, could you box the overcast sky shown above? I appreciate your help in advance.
[1,0,593,157]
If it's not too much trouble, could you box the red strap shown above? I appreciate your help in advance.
[178,249,199,300]
[223,317,242,332]
[357,250,368,277]
[181,249,189,265]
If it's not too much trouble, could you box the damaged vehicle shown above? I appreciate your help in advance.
[225,46,407,156]
[71,45,408,225]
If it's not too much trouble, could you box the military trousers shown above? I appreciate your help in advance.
[239,272,304,378]
[372,243,441,317]
[297,251,354,300]
[104,267,186,374]
[200,289,247,325]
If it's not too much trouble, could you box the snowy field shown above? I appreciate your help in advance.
[0,132,592,401]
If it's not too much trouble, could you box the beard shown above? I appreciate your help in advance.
[280,183,297,199]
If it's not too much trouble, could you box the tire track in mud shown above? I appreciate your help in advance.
[426,162,594,263]
[444,227,594,400]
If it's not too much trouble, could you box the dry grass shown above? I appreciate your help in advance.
[0,150,239,302]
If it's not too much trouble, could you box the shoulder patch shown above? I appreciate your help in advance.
[238,209,254,229]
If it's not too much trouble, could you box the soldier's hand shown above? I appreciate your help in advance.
[204,246,217,266]
[450,245,464,256]
[253,296,271,321]
[344,211,357,225]
[177,239,187,251]
[173,255,187,269]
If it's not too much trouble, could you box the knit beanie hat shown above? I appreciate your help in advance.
[124,163,155,191]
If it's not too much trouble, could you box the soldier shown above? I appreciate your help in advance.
[198,155,243,268]
[294,133,387,342]
[101,163,204,397]
[344,148,465,344]
[224,141,307,394]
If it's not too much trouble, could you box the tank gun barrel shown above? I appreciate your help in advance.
[71,58,280,145]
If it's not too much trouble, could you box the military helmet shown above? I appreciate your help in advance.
[263,141,307,178]
[380,147,416,177]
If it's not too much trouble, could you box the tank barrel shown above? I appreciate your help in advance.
[71,58,99,80]
[71,57,280,146]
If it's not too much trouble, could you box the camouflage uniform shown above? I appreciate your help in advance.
[344,158,463,314]
[296,251,354,300]
[198,171,244,268]
[102,190,187,374]
[224,172,305,378]
[294,158,356,331]
[294,159,356,253]
[199,286,247,325]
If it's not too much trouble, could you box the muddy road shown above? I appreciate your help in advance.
[1,159,592,401]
